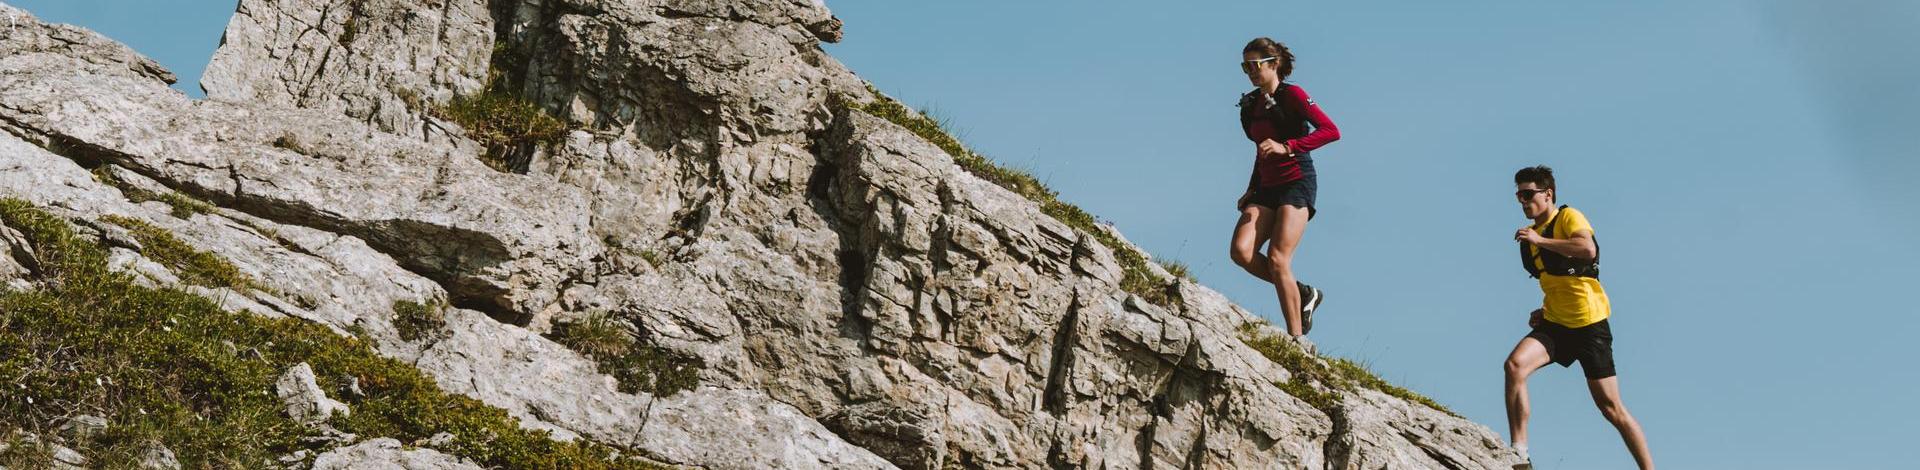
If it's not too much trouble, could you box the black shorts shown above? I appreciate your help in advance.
[1242,171,1317,219]
[1526,318,1615,379]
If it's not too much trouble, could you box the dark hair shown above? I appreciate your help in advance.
[1243,37,1295,80]
[1514,165,1557,201]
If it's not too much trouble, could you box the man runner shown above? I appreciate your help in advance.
[1502,165,1654,470]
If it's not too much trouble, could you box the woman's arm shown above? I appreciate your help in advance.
[1283,86,1340,153]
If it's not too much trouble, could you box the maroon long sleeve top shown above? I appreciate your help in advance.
[1242,84,1340,189]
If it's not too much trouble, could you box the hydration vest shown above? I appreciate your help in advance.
[1238,84,1309,143]
[1238,84,1313,188]
[1521,205,1600,279]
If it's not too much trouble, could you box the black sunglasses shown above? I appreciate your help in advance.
[1515,189,1550,200]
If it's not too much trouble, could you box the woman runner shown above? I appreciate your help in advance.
[1228,37,1341,351]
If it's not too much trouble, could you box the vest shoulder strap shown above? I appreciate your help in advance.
[1543,204,1569,239]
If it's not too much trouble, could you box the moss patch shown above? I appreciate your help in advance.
[549,312,702,397]
[637,250,664,269]
[845,89,1182,308]
[0,198,667,469]
[1238,322,1456,417]
[98,215,254,292]
[391,300,447,343]
[91,167,216,219]
[1239,324,1342,412]
[270,134,308,154]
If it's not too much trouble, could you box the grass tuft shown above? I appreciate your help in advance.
[154,193,215,220]
[391,300,447,343]
[1326,357,1455,416]
[431,89,568,172]
[428,42,569,173]
[99,215,253,292]
[845,88,1182,308]
[0,198,667,469]
[270,134,307,154]
[337,0,368,46]
[637,250,664,269]
[549,312,702,397]
[1237,322,1456,417]
[91,167,216,219]
[1156,258,1193,281]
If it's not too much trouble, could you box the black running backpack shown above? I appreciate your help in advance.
[1521,205,1601,279]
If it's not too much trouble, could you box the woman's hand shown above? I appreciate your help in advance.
[1257,139,1292,159]
[1528,308,1545,328]
[1236,191,1252,210]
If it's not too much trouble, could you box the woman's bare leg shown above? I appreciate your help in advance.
[1265,204,1310,335]
[1229,204,1277,281]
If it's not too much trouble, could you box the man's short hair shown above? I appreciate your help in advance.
[1514,165,1556,201]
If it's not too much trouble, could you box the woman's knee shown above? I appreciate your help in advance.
[1265,247,1293,271]
[1259,251,1290,274]
[1229,245,1258,267]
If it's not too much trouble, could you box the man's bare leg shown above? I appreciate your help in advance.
[1587,376,1654,469]
[1504,337,1551,461]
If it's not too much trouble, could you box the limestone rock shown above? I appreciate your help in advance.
[276,362,351,424]
[0,0,1526,468]
[0,5,602,323]
[202,0,494,139]
[138,443,182,470]
[56,415,108,441]
[310,438,483,470]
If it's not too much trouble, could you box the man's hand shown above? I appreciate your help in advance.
[1236,191,1252,210]
[1514,226,1543,245]
[1257,139,1292,159]
[1528,308,1545,328]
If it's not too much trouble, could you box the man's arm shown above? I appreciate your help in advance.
[1524,229,1597,259]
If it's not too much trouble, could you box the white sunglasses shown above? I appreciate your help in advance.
[1240,57,1278,72]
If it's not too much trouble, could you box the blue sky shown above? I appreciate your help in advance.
[12,1,1918,468]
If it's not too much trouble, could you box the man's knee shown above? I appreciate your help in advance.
[1594,399,1629,423]
[1504,357,1527,380]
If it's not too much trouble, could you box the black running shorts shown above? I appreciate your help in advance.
[1241,163,1317,219]
[1526,318,1616,379]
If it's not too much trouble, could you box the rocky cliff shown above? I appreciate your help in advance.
[0,1,1520,468]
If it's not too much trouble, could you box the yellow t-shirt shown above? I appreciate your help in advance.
[1529,207,1611,328]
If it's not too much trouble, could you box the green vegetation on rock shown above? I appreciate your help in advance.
[1238,322,1456,417]
[549,312,702,398]
[429,42,569,173]
[99,214,254,292]
[391,299,447,343]
[91,167,216,219]
[0,198,667,469]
